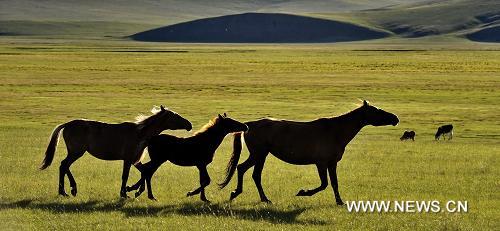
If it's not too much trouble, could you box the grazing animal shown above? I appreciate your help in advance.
[40,106,192,198]
[435,124,453,140]
[400,130,415,141]
[218,100,399,205]
[127,113,248,202]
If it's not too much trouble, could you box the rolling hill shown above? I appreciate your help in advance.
[0,0,427,24]
[467,25,500,42]
[130,13,389,43]
[352,0,500,38]
[0,0,499,42]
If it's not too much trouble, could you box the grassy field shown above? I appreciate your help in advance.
[0,39,499,230]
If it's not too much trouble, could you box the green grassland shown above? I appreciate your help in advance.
[0,39,498,230]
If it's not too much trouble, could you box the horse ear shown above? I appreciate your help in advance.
[218,114,223,119]
[160,105,165,111]
[363,100,369,106]
[223,112,227,117]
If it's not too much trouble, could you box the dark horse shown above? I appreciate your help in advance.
[40,106,192,198]
[218,100,399,205]
[435,124,453,140]
[126,113,248,202]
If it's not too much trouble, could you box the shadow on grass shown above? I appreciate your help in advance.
[0,199,326,225]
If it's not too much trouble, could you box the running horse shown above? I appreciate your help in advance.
[40,106,192,198]
[126,113,248,202]
[219,100,399,205]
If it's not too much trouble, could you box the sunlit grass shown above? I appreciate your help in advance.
[0,41,499,230]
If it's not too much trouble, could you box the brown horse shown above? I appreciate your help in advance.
[126,113,248,202]
[219,100,399,205]
[40,105,192,198]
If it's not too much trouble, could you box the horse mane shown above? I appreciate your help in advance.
[135,106,164,127]
[329,105,363,121]
[194,116,221,135]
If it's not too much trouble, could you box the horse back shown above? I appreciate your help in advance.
[62,119,141,161]
[148,134,216,166]
[148,134,182,156]
[244,118,339,165]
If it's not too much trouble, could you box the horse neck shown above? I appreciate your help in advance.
[138,116,166,139]
[194,125,227,153]
[329,108,366,146]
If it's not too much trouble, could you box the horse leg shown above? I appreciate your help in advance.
[187,165,211,203]
[199,166,211,203]
[134,162,143,171]
[126,173,144,195]
[120,161,132,198]
[58,149,84,197]
[65,152,84,197]
[199,189,209,203]
[129,161,158,198]
[126,162,150,192]
[252,157,271,203]
[145,162,162,201]
[297,164,328,197]
[229,156,255,201]
[128,173,146,198]
[58,158,69,196]
[328,163,344,205]
[126,178,143,192]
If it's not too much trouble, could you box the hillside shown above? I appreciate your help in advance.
[0,21,152,37]
[0,0,426,24]
[311,0,500,41]
[0,0,427,39]
[0,0,499,42]
[353,0,500,38]
[467,25,500,42]
[131,13,389,43]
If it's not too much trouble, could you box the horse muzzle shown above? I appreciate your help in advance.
[185,123,193,131]
[392,115,400,126]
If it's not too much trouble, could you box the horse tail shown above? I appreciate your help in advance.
[218,132,243,189]
[40,123,67,170]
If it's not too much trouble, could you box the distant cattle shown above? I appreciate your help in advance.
[400,130,415,141]
[435,124,453,140]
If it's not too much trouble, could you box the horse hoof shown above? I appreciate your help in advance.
[125,186,133,192]
[262,199,272,204]
[296,189,307,196]
[120,193,129,199]
[148,196,157,201]
[186,191,194,197]
[229,191,239,201]
[202,199,211,204]
[70,188,77,197]
[336,200,345,206]
[59,192,69,197]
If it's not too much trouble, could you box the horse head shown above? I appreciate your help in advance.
[359,100,399,127]
[217,113,248,133]
[157,105,192,131]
